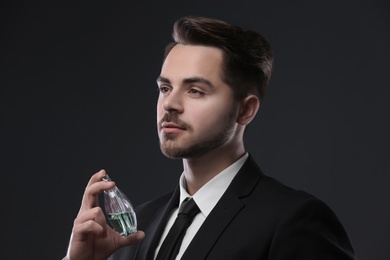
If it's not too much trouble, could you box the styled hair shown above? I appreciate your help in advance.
[165,16,274,101]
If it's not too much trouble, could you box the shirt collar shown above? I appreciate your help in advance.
[178,153,249,217]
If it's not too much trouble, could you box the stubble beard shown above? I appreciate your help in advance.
[159,105,238,159]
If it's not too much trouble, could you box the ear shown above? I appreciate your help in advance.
[236,95,260,125]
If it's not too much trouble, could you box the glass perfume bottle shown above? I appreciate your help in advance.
[102,174,137,236]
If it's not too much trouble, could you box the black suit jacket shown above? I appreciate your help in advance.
[111,155,355,259]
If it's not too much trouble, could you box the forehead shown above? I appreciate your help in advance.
[160,44,224,81]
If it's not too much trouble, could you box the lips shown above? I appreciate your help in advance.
[162,122,185,129]
[161,122,186,134]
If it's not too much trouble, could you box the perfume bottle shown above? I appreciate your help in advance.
[102,174,137,236]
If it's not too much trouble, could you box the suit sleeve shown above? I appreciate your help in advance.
[268,198,356,260]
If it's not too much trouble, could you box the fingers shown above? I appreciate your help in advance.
[68,170,141,259]
[74,207,108,239]
[115,230,145,248]
[86,169,107,187]
[126,231,145,244]
[74,219,105,240]
[80,169,116,211]
[74,207,145,246]
[73,206,145,248]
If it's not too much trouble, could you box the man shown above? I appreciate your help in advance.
[65,16,356,259]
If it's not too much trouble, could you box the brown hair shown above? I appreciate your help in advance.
[165,16,274,101]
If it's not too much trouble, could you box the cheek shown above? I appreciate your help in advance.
[190,102,232,130]
[156,99,164,121]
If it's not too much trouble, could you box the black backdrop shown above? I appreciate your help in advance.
[1,1,389,259]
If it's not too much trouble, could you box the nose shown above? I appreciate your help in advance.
[161,89,184,113]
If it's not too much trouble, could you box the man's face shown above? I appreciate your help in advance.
[156,44,238,159]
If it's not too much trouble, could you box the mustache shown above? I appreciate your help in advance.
[159,113,191,130]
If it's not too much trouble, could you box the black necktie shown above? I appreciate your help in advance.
[156,198,200,260]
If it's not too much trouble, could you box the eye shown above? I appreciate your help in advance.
[158,85,171,93]
[188,88,205,96]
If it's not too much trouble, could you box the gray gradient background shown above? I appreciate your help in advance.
[0,0,389,259]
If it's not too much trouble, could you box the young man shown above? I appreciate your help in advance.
[65,16,356,260]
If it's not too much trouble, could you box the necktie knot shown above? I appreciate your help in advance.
[178,198,200,217]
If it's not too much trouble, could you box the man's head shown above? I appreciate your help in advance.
[164,16,274,101]
[157,16,273,159]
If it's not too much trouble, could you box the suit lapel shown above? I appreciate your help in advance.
[135,187,180,260]
[181,155,263,260]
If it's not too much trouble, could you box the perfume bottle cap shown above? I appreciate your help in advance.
[102,174,112,182]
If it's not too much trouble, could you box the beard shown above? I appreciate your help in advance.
[158,104,238,159]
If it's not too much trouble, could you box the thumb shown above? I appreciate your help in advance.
[117,231,145,248]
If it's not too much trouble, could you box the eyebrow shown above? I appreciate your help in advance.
[156,76,214,88]
[156,76,171,84]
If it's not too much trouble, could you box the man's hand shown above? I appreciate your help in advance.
[65,170,145,260]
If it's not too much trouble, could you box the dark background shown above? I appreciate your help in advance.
[1,0,389,259]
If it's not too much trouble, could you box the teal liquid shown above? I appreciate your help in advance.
[108,211,137,236]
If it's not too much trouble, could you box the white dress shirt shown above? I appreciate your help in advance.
[154,153,249,260]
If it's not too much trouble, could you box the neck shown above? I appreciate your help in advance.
[182,141,245,196]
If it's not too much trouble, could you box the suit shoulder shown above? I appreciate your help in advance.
[256,177,356,258]
[242,155,321,205]
[253,174,334,214]
[259,174,318,200]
